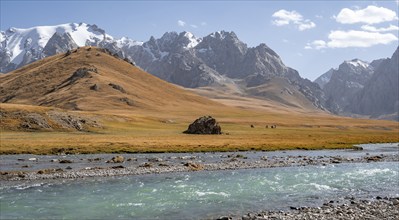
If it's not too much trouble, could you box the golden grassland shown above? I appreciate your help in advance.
[1,104,398,155]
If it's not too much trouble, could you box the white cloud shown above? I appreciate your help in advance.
[200,22,207,26]
[272,9,316,31]
[298,20,316,31]
[306,30,398,49]
[335,5,398,24]
[177,20,186,27]
[305,40,327,50]
[327,30,398,48]
[190,24,198,28]
[361,24,399,32]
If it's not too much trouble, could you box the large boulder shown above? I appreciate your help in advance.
[183,116,222,134]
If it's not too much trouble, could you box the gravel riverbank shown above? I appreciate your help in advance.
[1,149,398,181]
[225,197,399,220]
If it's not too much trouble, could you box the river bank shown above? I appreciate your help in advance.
[1,143,398,181]
[234,197,399,220]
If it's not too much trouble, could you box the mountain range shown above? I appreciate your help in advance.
[1,23,398,120]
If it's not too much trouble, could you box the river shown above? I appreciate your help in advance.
[0,143,398,219]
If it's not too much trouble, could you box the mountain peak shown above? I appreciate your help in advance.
[178,31,201,48]
[344,59,369,69]
[209,30,237,40]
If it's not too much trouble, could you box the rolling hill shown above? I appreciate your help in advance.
[0,46,223,113]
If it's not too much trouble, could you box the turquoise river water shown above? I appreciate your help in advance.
[1,161,398,219]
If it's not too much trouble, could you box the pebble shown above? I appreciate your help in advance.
[238,198,399,220]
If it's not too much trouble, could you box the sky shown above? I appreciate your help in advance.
[1,0,398,81]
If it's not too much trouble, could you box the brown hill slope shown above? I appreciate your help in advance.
[0,47,223,112]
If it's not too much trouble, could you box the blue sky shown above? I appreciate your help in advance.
[1,0,398,80]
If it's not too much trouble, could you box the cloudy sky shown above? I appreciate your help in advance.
[1,1,398,80]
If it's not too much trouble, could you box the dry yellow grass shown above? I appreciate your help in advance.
[1,103,398,154]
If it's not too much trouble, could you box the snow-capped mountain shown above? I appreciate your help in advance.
[1,23,327,110]
[0,23,140,72]
[321,59,375,113]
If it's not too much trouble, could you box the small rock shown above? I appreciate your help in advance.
[106,155,124,163]
[139,163,153,168]
[184,162,204,171]
[65,166,73,170]
[111,165,125,169]
[87,158,102,162]
[148,157,163,162]
[158,163,169,167]
[28,158,37,161]
[59,159,73,163]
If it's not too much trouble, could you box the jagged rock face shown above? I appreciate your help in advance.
[323,59,375,112]
[347,47,399,117]
[183,116,222,134]
[42,32,78,57]
[126,31,326,109]
[241,44,289,83]
[195,31,248,78]
[314,68,334,89]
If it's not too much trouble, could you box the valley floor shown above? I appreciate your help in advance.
[1,102,398,155]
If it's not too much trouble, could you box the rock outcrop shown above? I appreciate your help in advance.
[183,116,222,134]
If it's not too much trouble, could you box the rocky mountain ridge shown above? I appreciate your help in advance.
[1,23,329,111]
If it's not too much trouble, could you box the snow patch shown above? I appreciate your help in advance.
[160,51,169,59]
[346,81,364,88]
[3,23,113,64]
[143,46,156,61]
[346,59,369,69]
[116,37,143,48]
[0,32,5,43]
[183,32,201,48]
[198,48,208,53]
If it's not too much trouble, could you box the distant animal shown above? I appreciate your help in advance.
[250,125,254,128]
[265,125,268,128]
[271,125,277,128]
